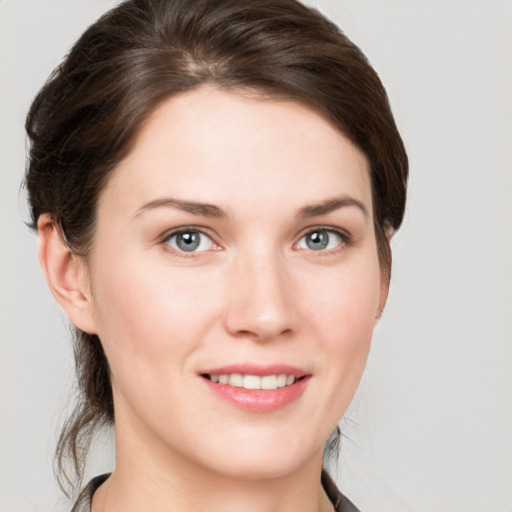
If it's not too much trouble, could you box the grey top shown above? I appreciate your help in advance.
[71,470,360,512]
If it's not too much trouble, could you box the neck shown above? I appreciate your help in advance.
[94,466,333,512]
[92,424,333,512]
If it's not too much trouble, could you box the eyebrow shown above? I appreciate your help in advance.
[134,198,226,218]
[134,195,369,220]
[299,196,369,219]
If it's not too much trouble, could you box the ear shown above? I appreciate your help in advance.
[375,270,390,324]
[37,214,97,334]
[375,225,394,324]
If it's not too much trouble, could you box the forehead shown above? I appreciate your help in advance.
[101,86,372,216]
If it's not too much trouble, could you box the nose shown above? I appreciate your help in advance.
[223,248,297,342]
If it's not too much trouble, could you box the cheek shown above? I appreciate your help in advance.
[283,256,382,443]
[303,259,381,344]
[90,252,221,366]
[300,254,381,397]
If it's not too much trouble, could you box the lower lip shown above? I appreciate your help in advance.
[202,377,310,412]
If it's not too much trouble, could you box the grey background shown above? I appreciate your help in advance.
[1,1,511,511]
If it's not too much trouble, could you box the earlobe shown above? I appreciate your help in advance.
[37,214,97,334]
[375,227,393,324]
[374,282,389,325]
[375,265,391,325]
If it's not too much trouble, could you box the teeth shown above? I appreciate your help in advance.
[261,375,277,390]
[229,373,243,387]
[277,374,287,387]
[209,373,298,389]
[243,375,261,389]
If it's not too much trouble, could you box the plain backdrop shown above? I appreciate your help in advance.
[1,1,511,511]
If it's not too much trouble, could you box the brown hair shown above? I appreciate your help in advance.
[25,0,408,496]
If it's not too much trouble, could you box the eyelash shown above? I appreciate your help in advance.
[295,226,352,255]
[161,227,219,255]
[160,226,352,256]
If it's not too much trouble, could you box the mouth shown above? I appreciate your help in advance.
[201,373,306,390]
[199,365,311,412]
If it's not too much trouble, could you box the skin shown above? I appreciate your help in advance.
[38,86,388,512]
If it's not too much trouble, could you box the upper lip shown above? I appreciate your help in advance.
[200,363,309,378]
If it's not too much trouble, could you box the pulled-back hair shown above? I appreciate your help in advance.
[25,0,408,496]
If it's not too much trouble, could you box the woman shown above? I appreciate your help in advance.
[25,0,407,510]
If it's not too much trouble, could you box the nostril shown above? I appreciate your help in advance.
[233,327,293,342]
[223,265,296,342]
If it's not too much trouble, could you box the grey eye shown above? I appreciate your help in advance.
[166,231,214,253]
[298,229,343,251]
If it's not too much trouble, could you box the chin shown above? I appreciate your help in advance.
[206,456,310,482]
[189,432,323,482]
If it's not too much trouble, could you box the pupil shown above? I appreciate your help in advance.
[307,231,328,250]
[177,232,200,251]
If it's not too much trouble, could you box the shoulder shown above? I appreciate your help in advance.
[72,471,360,512]
[70,474,110,512]
[322,470,361,512]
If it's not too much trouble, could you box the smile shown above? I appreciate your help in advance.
[200,365,310,412]
[203,373,299,390]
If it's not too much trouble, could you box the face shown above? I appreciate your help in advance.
[83,86,386,480]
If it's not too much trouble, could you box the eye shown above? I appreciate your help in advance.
[297,229,346,252]
[164,230,215,253]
